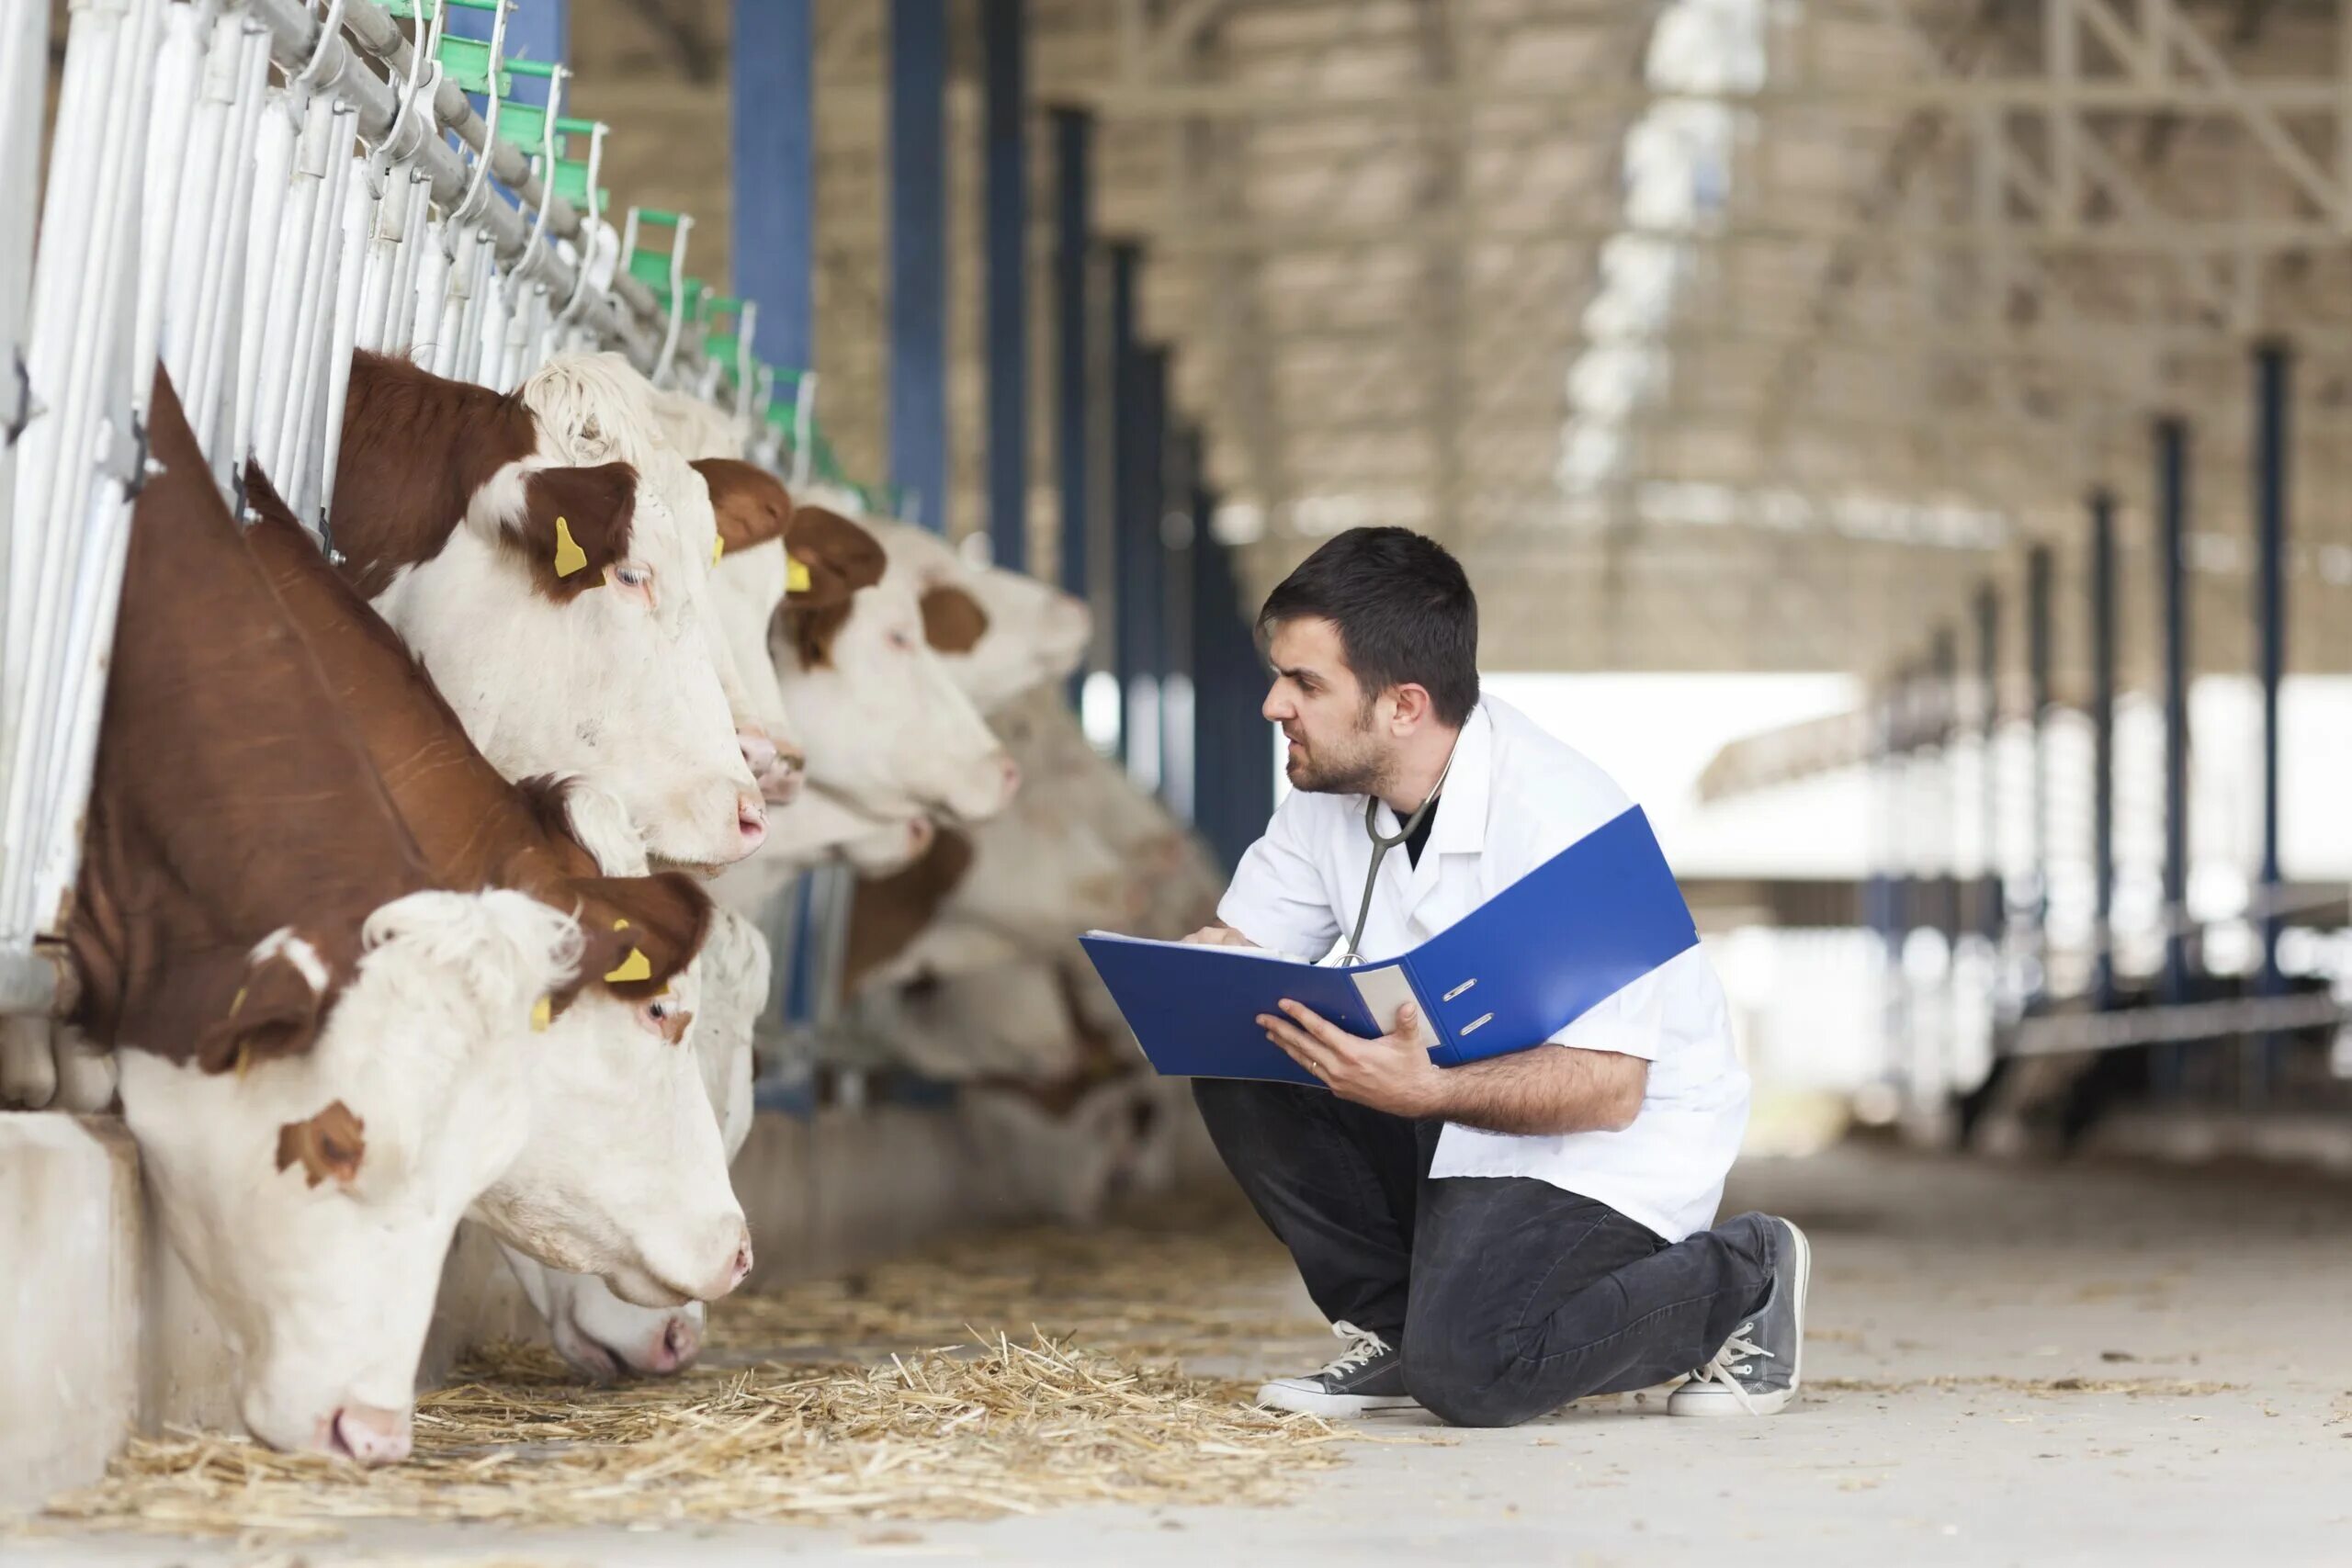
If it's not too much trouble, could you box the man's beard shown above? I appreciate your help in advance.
[1283,713,1386,796]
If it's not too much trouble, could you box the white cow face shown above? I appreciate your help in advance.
[868,521,1093,713]
[468,963,749,1311]
[498,908,765,1381]
[116,890,579,1462]
[707,539,804,797]
[775,570,1018,824]
[371,469,765,871]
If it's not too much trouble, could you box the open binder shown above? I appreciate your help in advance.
[1080,806,1699,1087]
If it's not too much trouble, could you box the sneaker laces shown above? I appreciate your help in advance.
[1686,1322,1772,1414]
[1317,1321,1393,1381]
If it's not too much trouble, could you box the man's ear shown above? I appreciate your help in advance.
[694,458,794,557]
[1387,682,1435,732]
[491,462,639,601]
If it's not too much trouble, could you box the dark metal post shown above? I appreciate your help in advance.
[1123,345,1169,787]
[2156,417,2192,1010]
[2089,488,2118,1010]
[1104,242,1141,761]
[1162,426,1199,819]
[1052,109,1091,602]
[888,0,947,531]
[731,0,814,372]
[2253,342,2291,1095]
[2027,544,2053,993]
[981,0,1027,570]
[1975,582,2001,944]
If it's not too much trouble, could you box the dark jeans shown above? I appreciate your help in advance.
[1193,1077,1778,1428]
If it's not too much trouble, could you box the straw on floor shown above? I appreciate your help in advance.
[19,1201,1364,1543]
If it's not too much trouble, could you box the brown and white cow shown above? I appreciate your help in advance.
[333,352,767,870]
[860,519,1093,714]
[511,353,806,804]
[243,478,752,1313]
[773,506,1018,824]
[76,369,581,1465]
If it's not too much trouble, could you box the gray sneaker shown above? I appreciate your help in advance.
[1668,1217,1811,1416]
[1255,1322,1421,1417]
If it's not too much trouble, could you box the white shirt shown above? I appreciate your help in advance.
[1216,694,1748,1242]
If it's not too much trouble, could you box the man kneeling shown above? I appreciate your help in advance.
[1184,526,1808,1427]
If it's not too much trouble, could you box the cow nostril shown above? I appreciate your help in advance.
[329,1404,413,1467]
[907,817,933,852]
[661,1315,700,1371]
[736,794,768,846]
[998,758,1022,798]
[737,728,780,778]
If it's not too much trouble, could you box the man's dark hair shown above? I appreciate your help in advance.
[1257,526,1479,727]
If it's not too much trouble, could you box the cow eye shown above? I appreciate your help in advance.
[613,565,650,589]
[635,998,671,1036]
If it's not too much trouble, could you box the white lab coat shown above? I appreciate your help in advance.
[1217,694,1749,1242]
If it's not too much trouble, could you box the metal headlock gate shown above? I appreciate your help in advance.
[0,0,872,1032]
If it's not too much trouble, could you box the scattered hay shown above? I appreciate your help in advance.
[17,1198,1363,1546]
[27,1334,1356,1543]
[707,1199,1330,1367]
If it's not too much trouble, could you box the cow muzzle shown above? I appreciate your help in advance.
[323,1403,413,1467]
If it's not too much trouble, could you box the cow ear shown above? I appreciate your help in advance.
[191,942,334,1075]
[783,506,887,610]
[276,1100,367,1189]
[918,584,990,654]
[693,458,794,557]
[496,462,639,601]
[567,871,714,1001]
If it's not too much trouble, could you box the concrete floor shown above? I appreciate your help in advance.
[16,1137,2352,1567]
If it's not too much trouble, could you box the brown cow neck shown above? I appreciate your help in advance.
[333,351,539,597]
[243,487,707,1007]
[68,370,438,1070]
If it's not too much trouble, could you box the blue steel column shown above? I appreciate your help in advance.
[2252,342,2290,1093]
[2026,544,2054,995]
[2089,489,2118,1010]
[732,0,814,372]
[1104,242,1141,760]
[1975,582,2001,945]
[981,0,1027,571]
[1052,109,1091,603]
[1161,425,1199,820]
[888,0,947,532]
[2155,417,2191,1011]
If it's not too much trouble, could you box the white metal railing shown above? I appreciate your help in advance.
[2,0,775,1016]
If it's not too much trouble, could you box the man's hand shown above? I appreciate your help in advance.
[1181,923,1258,949]
[1259,999,1445,1119]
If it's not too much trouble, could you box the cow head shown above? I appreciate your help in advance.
[369,454,767,872]
[697,459,806,803]
[869,520,1095,713]
[116,888,580,1462]
[495,906,766,1380]
[517,355,796,811]
[775,509,1019,823]
[469,872,749,1311]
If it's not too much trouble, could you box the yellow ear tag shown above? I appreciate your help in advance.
[611,918,630,931]
[229,986,247,1016]
[713,536,726,565]
[604,946,652,984]
[553,516,589,578]
[786,556,813,593]
[530,995,552,1032]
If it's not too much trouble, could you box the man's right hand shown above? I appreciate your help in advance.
[1181,923,1258,949]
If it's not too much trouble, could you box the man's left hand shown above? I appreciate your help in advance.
[1259,999,1444,1118]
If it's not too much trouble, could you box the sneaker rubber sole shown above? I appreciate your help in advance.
[1669,1218,1811,1417]
[1254,1380,1424,1418]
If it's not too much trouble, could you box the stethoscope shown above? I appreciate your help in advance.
[1340,737,1461,967]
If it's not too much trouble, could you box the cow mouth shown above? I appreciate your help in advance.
[557,1325,628,1383]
